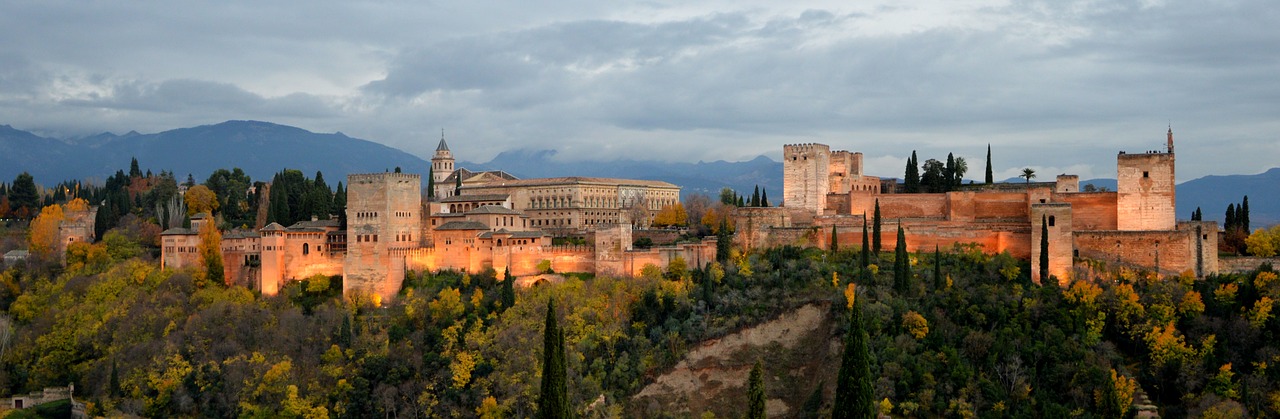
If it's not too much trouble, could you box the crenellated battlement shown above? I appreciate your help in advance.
[348,172,421,183]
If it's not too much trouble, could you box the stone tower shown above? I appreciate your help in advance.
[782,143,831,214]
[345,173,423,303]
[1031,203,1073,285]
[431,132,455,199]
[1117,131,1176,231]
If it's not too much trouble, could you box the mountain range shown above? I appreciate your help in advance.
[1,120,1274,227]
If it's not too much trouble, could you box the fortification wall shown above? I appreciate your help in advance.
[871,194,949,219]
[1054,192,1118,230]
[1220,257,1280,273]
[969,192,1030,221]
[1031,204,1074,285]
[1074,230,1194,276]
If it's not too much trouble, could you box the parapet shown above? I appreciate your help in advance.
[348,172,422,182]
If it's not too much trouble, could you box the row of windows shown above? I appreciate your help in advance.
[355,234,379,242]
[355,212,379,219]
[166,246,197,253]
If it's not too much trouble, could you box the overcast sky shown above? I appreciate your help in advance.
[2,0,1277,181]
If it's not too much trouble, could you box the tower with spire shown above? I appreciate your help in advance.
[1167,125,1174,153]
[431,129,455,199]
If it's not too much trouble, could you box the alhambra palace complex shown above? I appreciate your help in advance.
[153,128,1217,302]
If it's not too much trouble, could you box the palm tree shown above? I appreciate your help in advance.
[1020,168,1036,183]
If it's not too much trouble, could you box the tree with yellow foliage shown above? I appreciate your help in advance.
[63,197,89,212]
[902,310,929,339]
[652,203,688,228]
[27,203,65,258]
[197,216,223,287]
[185,184,220,216]
[1094,369,1136,419]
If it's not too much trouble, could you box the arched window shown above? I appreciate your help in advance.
[303,243,310,255]
[1048,215,1056,227]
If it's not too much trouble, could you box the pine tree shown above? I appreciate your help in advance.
[747,360,766,419]
[761,188,770,207]
[893,224,909,294]
[985,144,994,185]
[833,291,874,418]
[872,200,882,254]
[501,268,516,310]
[1039,215,1050,283]
[830,226,839,253]
[537,300,570,419]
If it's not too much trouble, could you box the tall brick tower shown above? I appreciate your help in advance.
[1117,130,1176,231]
[431,131,455,199]
[345,173,423,303]
[782,143,831,213]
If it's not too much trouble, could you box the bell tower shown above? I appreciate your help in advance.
[431,130,455,199]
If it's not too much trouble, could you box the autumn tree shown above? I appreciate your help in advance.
[1095,369,1136,419]
[652,203,688,228]
[185,184,220,216]
[197,216,224,287]
[27,204,65,258]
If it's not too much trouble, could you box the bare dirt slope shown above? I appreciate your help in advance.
[632,302,841,418]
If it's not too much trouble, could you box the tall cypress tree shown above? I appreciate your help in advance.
[454,173,462,197]
[1040,215,1050,283]
[832,291,874,418]
[1242,196,1250,232]
[944,153,956,192]
[427,173,435,199]
[501,268,516,310]
[894,224,909,294]
[904,151,920,193]
[860,214,870,269]
[538,300,570,419]
[717,218,731,263]
[830,226,839,253]
[1226,203,1236,231]
[985,144,993,185]
[872,200,882,255]
[747,360,766,419]
[761,188,769,207]
[752,185,761,207]
[934,245,943,289]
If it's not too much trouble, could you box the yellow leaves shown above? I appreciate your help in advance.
[879,398,894,416]
[306,274,330,293]
[471,288,485,309]
[196,216,223,288]
[831,271,839,288]
[902,310,929,339]
[640,264,662,280]
[867,264,879,276]
[1094,369,1137,418]
[844,283,857,309]
[184,184,219,216]
[1209,363,1239,399]
[281,384,330,419]
[1256,272,1280,298]
[1246,226,1280,257]
[255,359,293,399]
[707,262,725,284]
[1215,283,1239,305]
[652,203,688,227]
[1145,322,1194,369]
[1064,280,1103,306]
[451,350,477,389]
[1178,291,1205,317]
[1249,297,1274,329]
[430,287,464,323]
[63,197,89,212]
[27,203,64,258]
[476,396,504,419]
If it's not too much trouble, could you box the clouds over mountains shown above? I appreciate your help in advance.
[1,0,1278,181]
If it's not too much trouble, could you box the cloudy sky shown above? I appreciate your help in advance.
[2,0,1277,181]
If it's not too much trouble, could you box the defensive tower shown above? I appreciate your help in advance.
[345,173,422,303]
[782,143,831,213]
[1117,130,1176,231]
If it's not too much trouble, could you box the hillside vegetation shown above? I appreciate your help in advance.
[1,226,1279,417]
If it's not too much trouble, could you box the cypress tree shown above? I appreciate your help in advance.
[830,226,839,253]
[427,172,435,199]
[872,200,882,255]
[738,196,745,207]
[761,188,769,207]
[538,300,570,419]
[934,245,943,289]
[110,360,121,397]
[985,144,994,184]
[747,360,766,419]
[717,218,732,262]
[1243,196,1250,232]
[1226,203,1236,231]
[337,314,353,348]
[860,215,870,269]
[501,268,516,310]
[894,224,909,294]
[944,153,956,191]
[1040,215,1050,283]
[752,185,761,207]
[801,381,825,419]
[832,291,874,418]
[454,173,462,196]
[904,152,921,193]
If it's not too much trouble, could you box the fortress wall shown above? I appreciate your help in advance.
[892,222,1032,259]
[1055,192,1118,230]
[633,229,682,245]
[1074,230,1194,275]
[1031,204,1074,285]
[873,194,949,219]
[970,192,1031,220]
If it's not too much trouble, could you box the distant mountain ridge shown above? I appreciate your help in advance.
[1,121,1273,226]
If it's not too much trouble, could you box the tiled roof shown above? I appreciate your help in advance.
[161,227,196,236]
[440,194,510,203]
[466,205,522,215]
[435,221,490,231]
[464,176,678,189]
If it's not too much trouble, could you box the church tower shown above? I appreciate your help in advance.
[431,131,455,199]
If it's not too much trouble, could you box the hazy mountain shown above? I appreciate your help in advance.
[1179,168,1280,228]
[0,121,430,184]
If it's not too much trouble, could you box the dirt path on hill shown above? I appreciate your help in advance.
[632,302,839,418]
